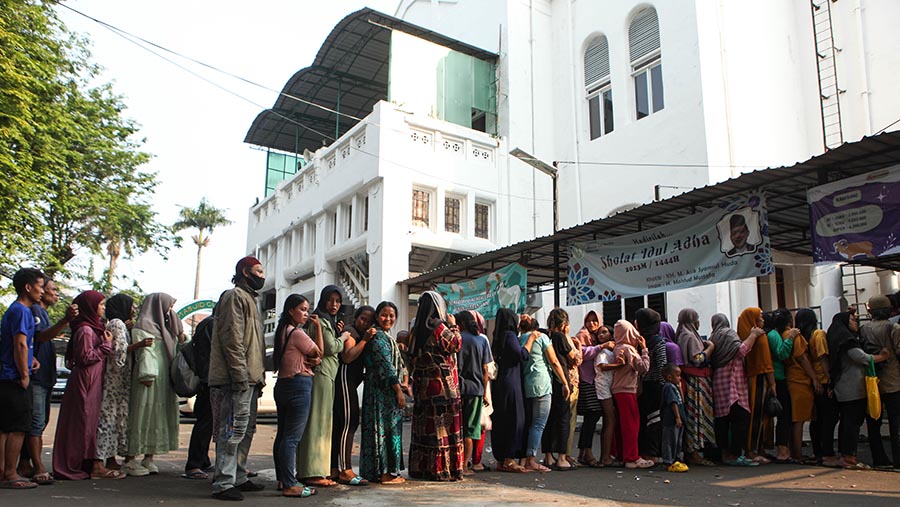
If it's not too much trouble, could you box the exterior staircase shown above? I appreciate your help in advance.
[338,254,369,307]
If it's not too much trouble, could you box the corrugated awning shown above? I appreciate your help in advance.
[243,8,498,154]
[400,131,900,294]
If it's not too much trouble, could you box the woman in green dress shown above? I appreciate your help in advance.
[123,293,184,477]
[297,285,345,487]
[360,301,408,484]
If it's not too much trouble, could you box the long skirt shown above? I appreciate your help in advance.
[683,374,715,453]
[746,374,774,453]
[359,383,404,481]
[408,398,464,481]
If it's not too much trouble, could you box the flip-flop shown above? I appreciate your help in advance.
[550,463,576,471]
[0,479,38,489]
[91,469,126,480]
[182,469,209,480]
[336,475,368,486]
[843,462,872,470]
[304,478,338,488]
[32,472,55,485]
[579,458,604,468]
[283,486,317,498]
[379,476,406,485]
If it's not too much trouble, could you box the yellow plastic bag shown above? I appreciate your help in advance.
[866,357,882,420]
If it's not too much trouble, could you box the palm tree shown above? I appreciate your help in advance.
[173,198,232,300]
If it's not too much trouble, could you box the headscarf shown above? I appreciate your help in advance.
[134,292,182,362]
[709,313,742,368]
[469,310,486,336]
[576,310,601,346]
[410,291,448,357]
[635,308,662,349]
[492,308,519,362]
[826,311,860,384]
[675,308,704,365]
[660,321,676,343]
[105,293,134,324]
[70,290,107,338]
[737,307,773,377]
[614,319,641,348]
[795,308,818,343]
[67,290,107,366]
[313,285,342,332]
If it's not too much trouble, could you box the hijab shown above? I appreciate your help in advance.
[67,290,107,366]
[675,308,703,364]
[614,319,641,348]
[313,285,342,332]
[635,308,662,349]
[576,310,601,346]
[737,307,773,377]
[660,321,676,343]
[469,310,486,336]
[410,291,448,357]
[709,313,742,368]
[492,308,519,362]
[134,292,182,362]
[826,311,859,384]
[795,308,819,342]
[105,293,134,324]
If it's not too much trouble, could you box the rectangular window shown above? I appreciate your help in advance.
[634,60,663,120]
[412,189,430,228]
[445,197,461,233]
[475,203,490,239]
[588,85,614,140]
[331,211,338,245]
[603,299,622,326]
[363,196,369,232]
[347,204,353,239]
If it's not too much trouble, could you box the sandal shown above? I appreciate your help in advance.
[724,456,759,467]
[525,463,551,473]
[843,461,872,470]
[498,464,530,473]
[32,472,55,485]
[336,475,368,486]
[303,478,338,488]
[0,479,38,489]
[578,458,604,468]
[625,458,655,469]
[283,485,317,498]
[182,469,209,480]
[550,463,576,471]
[90,469,126,480]
[380,475,406,485]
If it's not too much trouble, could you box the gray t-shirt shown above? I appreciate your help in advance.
[457,331,493,397]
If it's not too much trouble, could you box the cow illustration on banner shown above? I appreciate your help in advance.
[567,192,773,304]
[436,263,527,319]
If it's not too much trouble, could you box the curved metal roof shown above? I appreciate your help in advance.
[244,8,498,154]
[400,131,900,295]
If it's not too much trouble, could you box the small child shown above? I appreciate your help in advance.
[661,363,689,472]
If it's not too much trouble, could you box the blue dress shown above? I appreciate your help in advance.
[490,330,529,461]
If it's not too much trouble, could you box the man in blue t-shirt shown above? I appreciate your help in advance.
[0,268,45,489]
[17,277,77,483]
[455,312,493,475]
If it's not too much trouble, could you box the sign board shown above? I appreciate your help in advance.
[807,165,900,262]
[567,192,773,303]
[436,263,527,319]
[176,299,216,320]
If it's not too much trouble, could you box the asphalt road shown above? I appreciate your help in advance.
[6,406,899,506]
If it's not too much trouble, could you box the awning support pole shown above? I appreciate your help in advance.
[553,240,561,307]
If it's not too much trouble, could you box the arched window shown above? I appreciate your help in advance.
[584,35,613,140]
[629,6,663,119]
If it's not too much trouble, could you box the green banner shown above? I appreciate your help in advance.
[176,299,216,320]
[436,263,527,320]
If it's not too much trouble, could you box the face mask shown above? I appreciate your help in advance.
[247,274,265,291]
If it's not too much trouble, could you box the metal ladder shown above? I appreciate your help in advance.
[811,0,844,150]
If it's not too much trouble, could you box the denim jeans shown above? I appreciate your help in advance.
[273,375,313,488]
[211,384,260,493]
[186,384,212,471]
[30,384,51,436]
[525,394,551,457]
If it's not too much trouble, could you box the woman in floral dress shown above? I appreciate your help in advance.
[360,301,408,484]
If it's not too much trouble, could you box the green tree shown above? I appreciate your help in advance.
[174,198,232,299]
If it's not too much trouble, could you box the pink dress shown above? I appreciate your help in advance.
[53,326,111,479]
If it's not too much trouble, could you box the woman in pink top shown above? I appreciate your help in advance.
[610,320,652,469]
[272,294,322,498]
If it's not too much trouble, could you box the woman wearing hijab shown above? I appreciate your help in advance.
[330,305,376,486]
[490,309,530,473]
[407,291,465,481]
[675,308,716,466]
[710,313,764,466]
[574,310,609,467]
[53,291,123,480]
[360,301,408,484]
[804,310,838,466]
[96,294,148,472]
[297,285,345,487]
[660,321,683,367]
[737,307,775,462]
[610,320,652,469]
[828,310,891,469]
[124,293,184,476]
[786,309,824,463]
[635,308,667,463]
[766,308,799,462]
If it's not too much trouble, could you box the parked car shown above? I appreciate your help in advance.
[52,354,70,401]
[180,348,276,418]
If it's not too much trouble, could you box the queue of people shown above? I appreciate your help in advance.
[2,259,900,499]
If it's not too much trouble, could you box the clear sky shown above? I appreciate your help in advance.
[55,1,398,309]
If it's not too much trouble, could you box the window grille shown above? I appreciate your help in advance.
[412,189,431,228]
[475,203,490,239]
[445,197,461,233]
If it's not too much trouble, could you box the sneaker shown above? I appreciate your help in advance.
[236,479,265,492]
[141,458,159,474]
[667,461,689,473]
[123,460,150,477]
[212,487,244,501]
